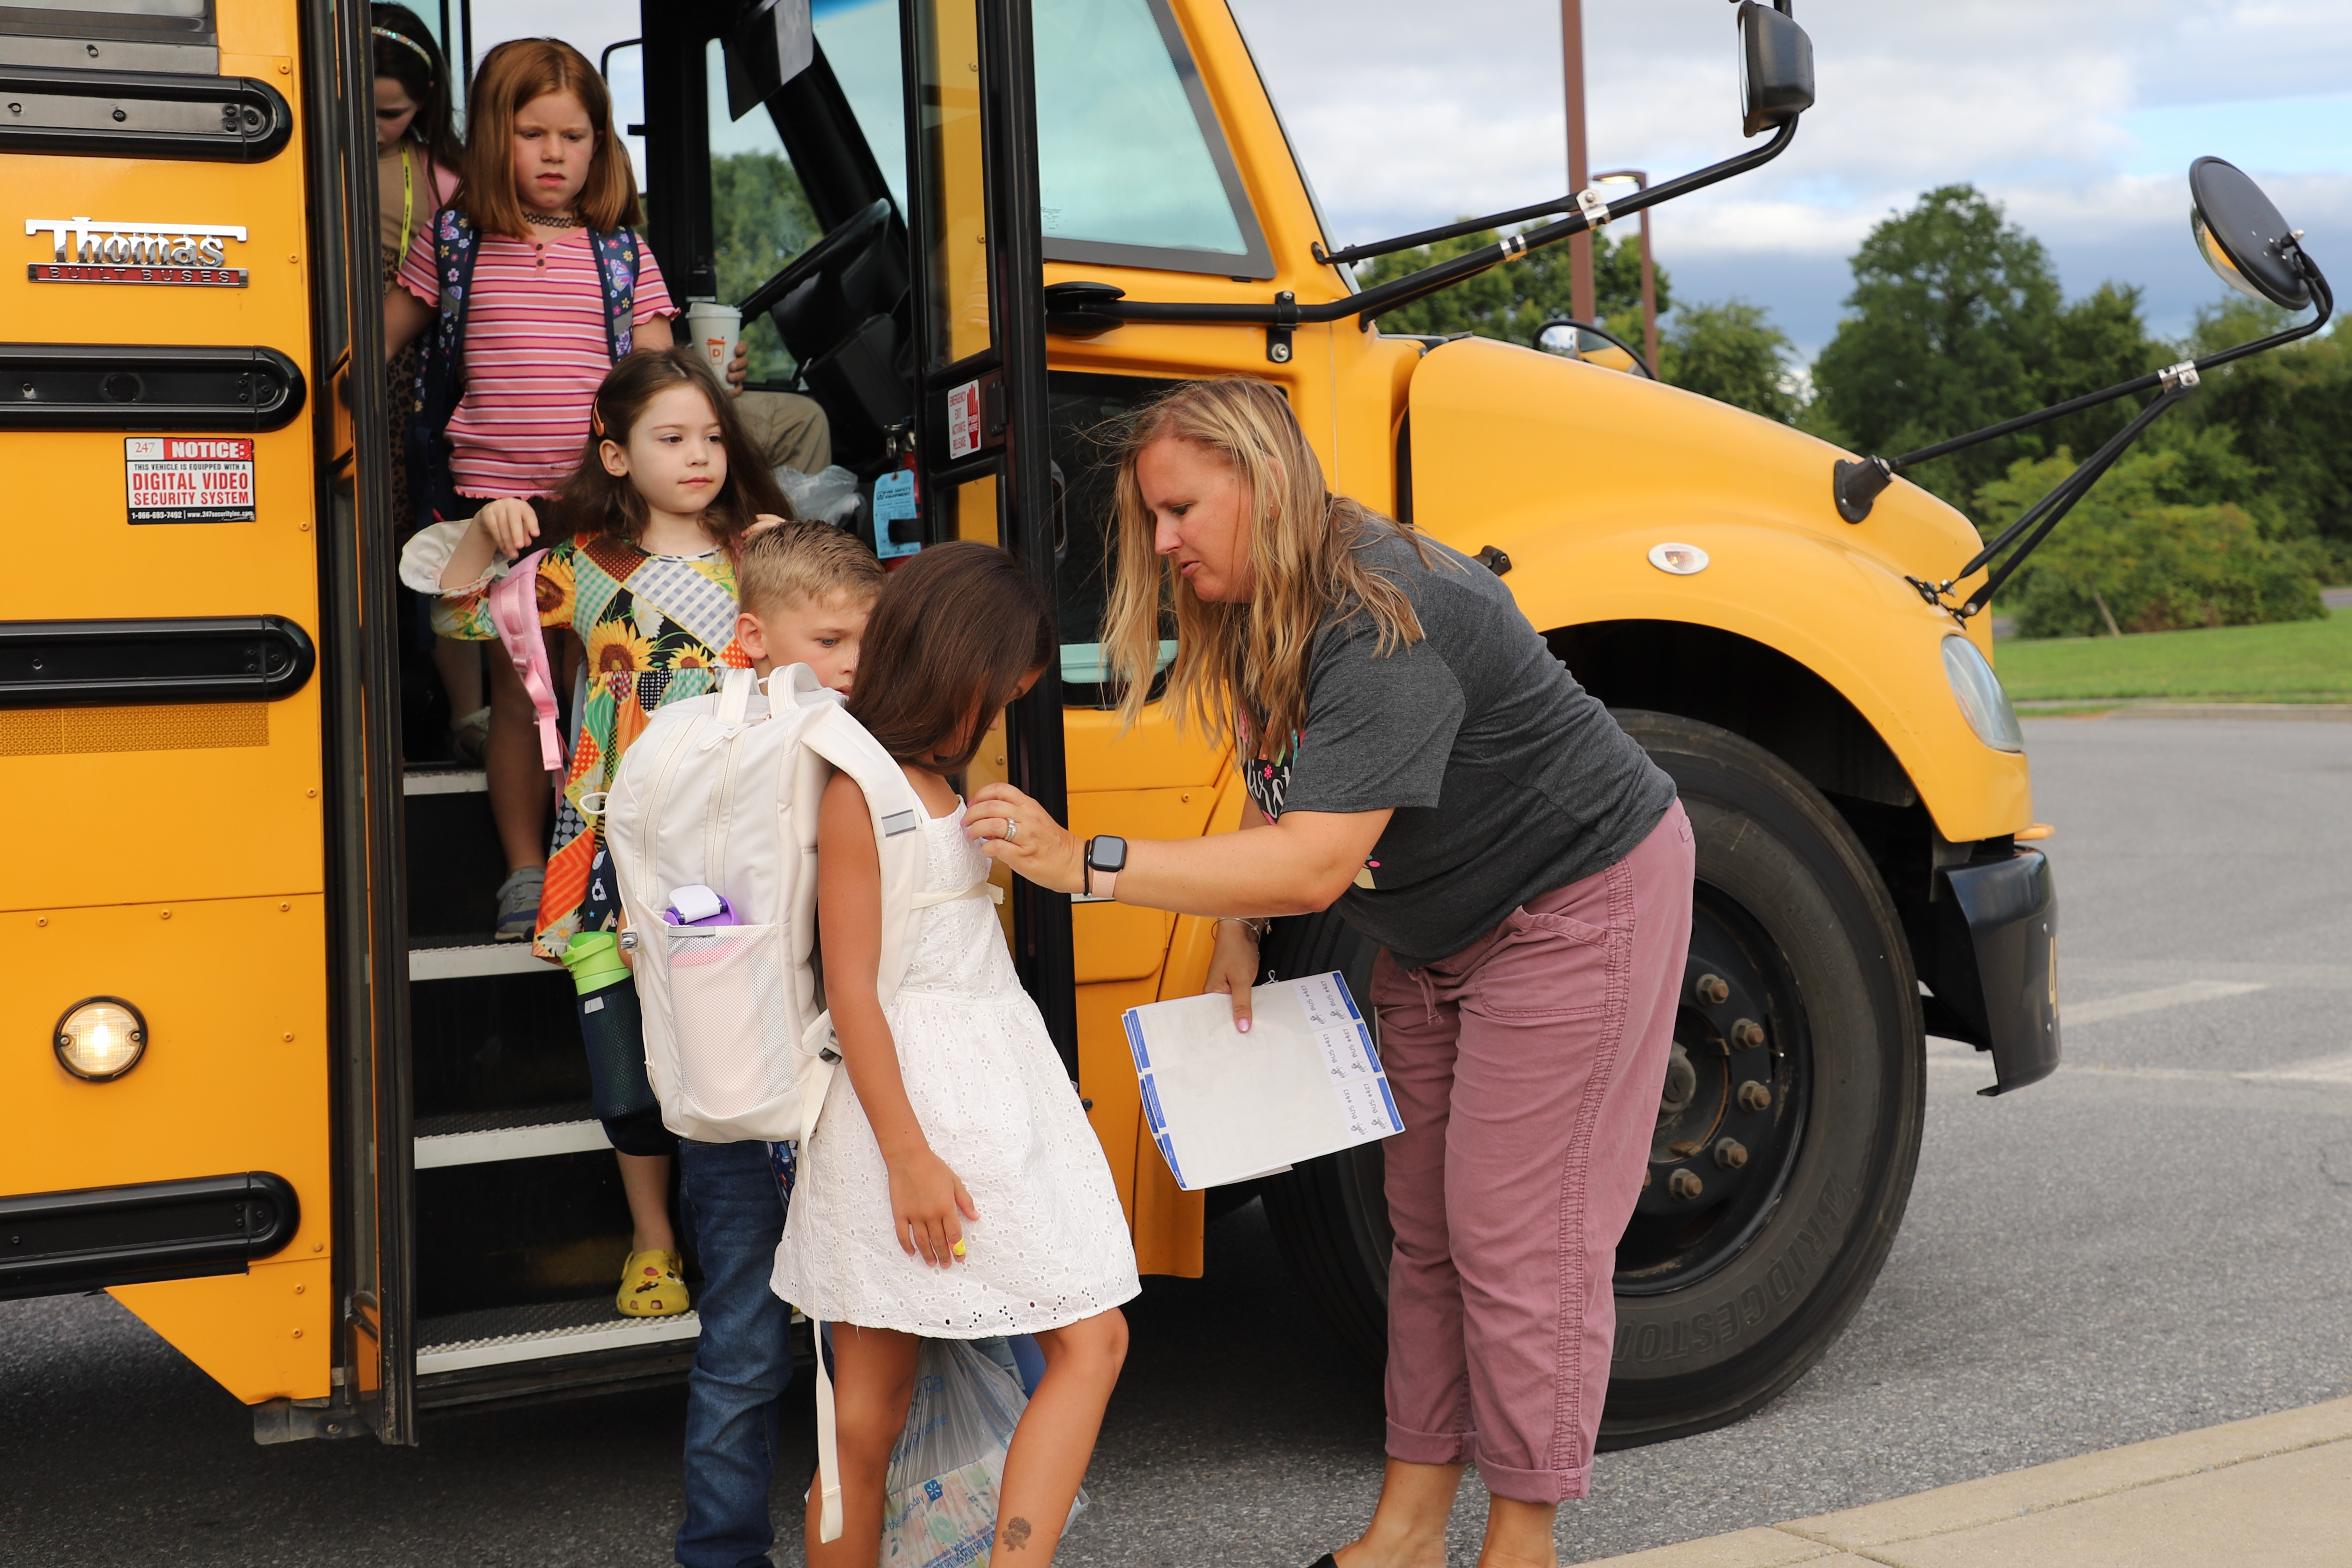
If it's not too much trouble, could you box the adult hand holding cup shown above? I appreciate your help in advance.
[683,299,743,388]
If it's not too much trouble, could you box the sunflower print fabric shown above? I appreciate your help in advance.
[435,532,749,958]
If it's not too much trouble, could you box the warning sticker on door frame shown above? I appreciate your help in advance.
[946,378,981,461]
[125,437,256,523]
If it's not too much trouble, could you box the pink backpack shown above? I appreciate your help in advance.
[488,547,566,777]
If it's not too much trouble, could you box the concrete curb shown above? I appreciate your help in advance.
[1578,1394,2352,1567]
[2017,701,2352,720]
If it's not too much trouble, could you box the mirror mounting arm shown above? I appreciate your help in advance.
[1840,246,2332,525]
[1061,120,1803,337]
[1903,382,2200,622]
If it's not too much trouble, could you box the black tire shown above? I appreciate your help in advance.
[1257,711,1925,1447]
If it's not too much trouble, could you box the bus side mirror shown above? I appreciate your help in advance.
[2189,157,2314,311]
[725,0,814,121]
[1738,1,1815,138]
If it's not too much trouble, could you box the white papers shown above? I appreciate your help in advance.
[1123,971,1404,1191]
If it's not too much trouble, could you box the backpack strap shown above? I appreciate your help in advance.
[911,880,1003,909]
[590,228,641,362]
[406,209,480,528]
[487,546,564,774]
[800,706,930,1008]
[812,1322,844,1544]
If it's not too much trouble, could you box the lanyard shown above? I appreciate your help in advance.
[397,142,416,259]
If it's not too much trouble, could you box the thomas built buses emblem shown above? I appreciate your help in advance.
[25,217,250,287]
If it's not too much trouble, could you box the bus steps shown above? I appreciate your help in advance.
[401,761,672,1380]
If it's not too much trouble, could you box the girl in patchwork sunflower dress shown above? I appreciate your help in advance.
[426,348,794,1317]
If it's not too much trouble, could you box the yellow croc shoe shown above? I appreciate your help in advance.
[617,1248,691,1317]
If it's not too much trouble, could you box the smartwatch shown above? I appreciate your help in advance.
[1085,835,1128,901]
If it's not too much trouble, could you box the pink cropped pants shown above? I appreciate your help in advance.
[1371,800,1694,1504]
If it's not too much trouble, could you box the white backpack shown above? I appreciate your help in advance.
[601,663,999,1148]
[605,662,1002,1545]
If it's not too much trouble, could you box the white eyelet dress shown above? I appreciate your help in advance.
[771,803,1140,1335]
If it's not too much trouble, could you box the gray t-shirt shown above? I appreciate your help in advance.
[1240,530,1676,968]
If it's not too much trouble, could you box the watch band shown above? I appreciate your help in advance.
[1085,834,1126,902]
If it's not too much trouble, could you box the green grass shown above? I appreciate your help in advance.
[1994,608,2352,703]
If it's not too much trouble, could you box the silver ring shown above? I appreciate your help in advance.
[1004,819,1018,841]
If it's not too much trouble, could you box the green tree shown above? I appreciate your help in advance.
[2174,297,2352,580]
[710,151,818,382]
[1974,442,2325,637]
[1360,226,1667,348]
[1811,186,2162,516]
[1658,299,1797,421]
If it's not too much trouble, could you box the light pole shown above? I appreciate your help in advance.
[1594,168,1655,375]
[1560,0,1594,322]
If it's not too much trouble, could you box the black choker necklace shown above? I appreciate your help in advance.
[522,209,578,228]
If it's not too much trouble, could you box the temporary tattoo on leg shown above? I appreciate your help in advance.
[1001,1517,1033,1551]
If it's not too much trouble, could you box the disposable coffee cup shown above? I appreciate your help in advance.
[683,299,742,379]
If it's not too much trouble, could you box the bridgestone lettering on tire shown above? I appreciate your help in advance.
[1257,710,1926,1447]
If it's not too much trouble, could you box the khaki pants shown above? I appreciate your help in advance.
[734,390,830,475]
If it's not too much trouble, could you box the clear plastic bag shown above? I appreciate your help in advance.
[773,462,864,528]
[881,1338,1085,1567]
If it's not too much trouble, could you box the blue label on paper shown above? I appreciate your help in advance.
[871,468,919,558]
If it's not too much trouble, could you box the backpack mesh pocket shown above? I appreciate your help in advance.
[664,923,798,1121]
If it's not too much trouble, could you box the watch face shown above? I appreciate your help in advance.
[1092,835,1128,872]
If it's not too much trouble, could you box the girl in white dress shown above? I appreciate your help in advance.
[773,541,1138,1567]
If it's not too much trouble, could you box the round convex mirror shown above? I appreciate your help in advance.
[2189,156,2311,310]
[1537,322,1583,357]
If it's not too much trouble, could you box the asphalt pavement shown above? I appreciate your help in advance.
[6,713,2350,1566]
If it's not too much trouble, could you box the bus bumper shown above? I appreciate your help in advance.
[1934,849,2060,1096]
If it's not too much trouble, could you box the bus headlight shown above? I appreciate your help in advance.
[1942,636,2025,753]
[56,998,147,1081]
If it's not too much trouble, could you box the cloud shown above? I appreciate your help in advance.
[1230,0,2352,350]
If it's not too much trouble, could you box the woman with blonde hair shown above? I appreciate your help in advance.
[968,377,1694,1568]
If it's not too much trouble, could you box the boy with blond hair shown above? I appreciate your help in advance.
[674,519,880,1568]
[733,519,887,694]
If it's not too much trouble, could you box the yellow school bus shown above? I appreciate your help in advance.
[2,0,2056,1447]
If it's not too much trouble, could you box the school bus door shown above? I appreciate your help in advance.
[694,0,1227,1271]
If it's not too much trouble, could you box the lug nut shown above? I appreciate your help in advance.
[1738,1080,1772,1113]
[1714,1138,1748,1170]
[1732,1018,1766,1049]
[1694,973,1729,1005]
[1669,1168,1704,1201]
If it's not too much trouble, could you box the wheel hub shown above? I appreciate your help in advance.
[1618,898,1807,1292]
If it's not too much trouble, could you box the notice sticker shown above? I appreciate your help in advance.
[946,378,980,460]
[125,437,256,523]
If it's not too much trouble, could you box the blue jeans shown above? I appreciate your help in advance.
[675,1139,794,1568]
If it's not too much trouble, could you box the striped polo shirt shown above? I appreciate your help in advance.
[398,223,676,500]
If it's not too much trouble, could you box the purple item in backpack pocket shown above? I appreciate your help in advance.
[661,884,739,927]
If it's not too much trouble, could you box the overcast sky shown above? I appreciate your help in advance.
[460,0,2351,358]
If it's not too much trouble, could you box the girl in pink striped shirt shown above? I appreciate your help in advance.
[385,37,683,948]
